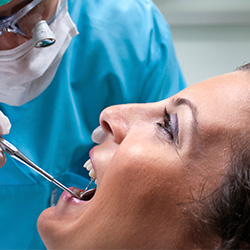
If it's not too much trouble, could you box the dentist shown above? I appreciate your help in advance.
[0,0,186,248]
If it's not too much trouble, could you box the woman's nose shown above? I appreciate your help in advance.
[100,104,139,144]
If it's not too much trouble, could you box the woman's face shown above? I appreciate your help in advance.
[38,71,250,249]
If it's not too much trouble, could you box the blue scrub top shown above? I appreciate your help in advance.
[0,0,186,248]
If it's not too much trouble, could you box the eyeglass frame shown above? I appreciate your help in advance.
[0,0,57,37]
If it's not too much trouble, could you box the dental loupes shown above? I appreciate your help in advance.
[0,137,89,200]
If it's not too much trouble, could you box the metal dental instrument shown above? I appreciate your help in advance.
[0,137,84,200]
[84,178,95,191]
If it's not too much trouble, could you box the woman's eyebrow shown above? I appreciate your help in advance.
[171,97,199,135]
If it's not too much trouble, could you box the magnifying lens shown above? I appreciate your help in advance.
[32,20,56,48]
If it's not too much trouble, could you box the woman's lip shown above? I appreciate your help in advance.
[89,148,94,162]
[60,187,87,204]
[89,148,97,177]
[58,148,97,205]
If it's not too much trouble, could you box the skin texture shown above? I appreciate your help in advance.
[37,71,250,249]
[0,0,58,50]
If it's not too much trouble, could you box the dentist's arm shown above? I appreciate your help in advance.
[0,111,11,168]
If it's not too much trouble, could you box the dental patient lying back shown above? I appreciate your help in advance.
[37,64,250,249]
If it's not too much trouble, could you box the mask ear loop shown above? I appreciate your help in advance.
[32,20,56,48]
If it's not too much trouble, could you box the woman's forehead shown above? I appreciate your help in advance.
[179,71,249,105]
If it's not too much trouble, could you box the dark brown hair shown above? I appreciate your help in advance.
[202,139,250,249]
[196,64,250,249]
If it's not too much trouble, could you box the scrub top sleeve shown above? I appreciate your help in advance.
[139,4,186,103]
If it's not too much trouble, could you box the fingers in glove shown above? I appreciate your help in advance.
[0,111,11,136]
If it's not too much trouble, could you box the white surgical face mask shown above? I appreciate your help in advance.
[0,2,78,106]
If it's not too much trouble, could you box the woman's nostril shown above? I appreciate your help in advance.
[100,105,129,144]
[101,120,112,135]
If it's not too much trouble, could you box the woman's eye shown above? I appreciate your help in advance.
[157,109,178,142]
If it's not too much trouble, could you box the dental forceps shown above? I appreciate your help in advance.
[0,137,87,200]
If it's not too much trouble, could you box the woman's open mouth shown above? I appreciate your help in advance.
[73,158,97,201]
[73,187,96,201]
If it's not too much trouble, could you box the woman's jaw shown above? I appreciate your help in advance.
[37,138,197,249]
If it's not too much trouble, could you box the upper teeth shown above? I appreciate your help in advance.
[83,159,96,179]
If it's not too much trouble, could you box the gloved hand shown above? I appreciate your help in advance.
[0,111,11,168]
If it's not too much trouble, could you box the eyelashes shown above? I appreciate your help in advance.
[157,108,178,142]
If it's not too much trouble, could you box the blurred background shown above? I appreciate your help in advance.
[152,0,250,86]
